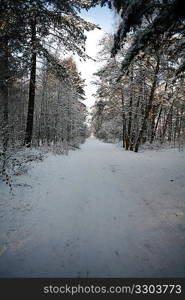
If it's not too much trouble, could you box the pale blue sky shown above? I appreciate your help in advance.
[76,5,117,111]
[80,5,115,33]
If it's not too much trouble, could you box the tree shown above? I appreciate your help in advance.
[92,33,185,151]
[32,55,87,149]
[0,0,28,179]
[21,0,97,146]
[0,0,26,135]
[95,0,185,75]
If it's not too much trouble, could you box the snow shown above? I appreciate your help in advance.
[0,137,185,277]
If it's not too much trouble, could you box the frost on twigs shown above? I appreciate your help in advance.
[0,146,44,192]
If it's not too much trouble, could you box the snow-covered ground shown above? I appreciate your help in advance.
[0,137,185,277]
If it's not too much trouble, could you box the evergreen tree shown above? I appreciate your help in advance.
[95,0,185,74]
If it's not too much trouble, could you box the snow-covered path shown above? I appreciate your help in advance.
[0,137,185,277]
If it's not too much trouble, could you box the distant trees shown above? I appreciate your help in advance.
[0,54,88,145]
[35,56,88,148]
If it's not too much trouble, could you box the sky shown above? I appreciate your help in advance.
[74,5,116,113]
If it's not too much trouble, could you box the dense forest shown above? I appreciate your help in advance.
[0,0,184,181]
[92,0,185,152]
[0,0,97,181]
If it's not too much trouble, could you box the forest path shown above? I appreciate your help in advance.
[0,136,185,277]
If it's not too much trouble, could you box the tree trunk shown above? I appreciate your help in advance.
[130,95,140,150]
[126,68,133,150]
[1,44,9,141]
[0,40,10,177]
[2,80,9,153]
[149,105,156,144]
[134,55,160,152]
[24,14,37,147]
[167,106,173,142]
[150,105,162,143]
[161,99,175,144]
[121,91,126,148]
[173,108,179,146]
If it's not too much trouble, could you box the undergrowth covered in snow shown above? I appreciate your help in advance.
[0,138,86,190]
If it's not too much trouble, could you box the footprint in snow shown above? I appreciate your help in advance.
[114,251,120,257]
[14,183,32,188]
[110,164,117,173]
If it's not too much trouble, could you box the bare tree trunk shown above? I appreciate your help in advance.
[167,106,173,142]
[134,55,160,152]
[24,14,37,147]
[121,91,126,148]
[130,96,140,150]
[178,107,183,139]
[150,105,162,143]
[126,67,133,150]
[173,108,179,146]
[0,40,10,179]
[161,99,175,144]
